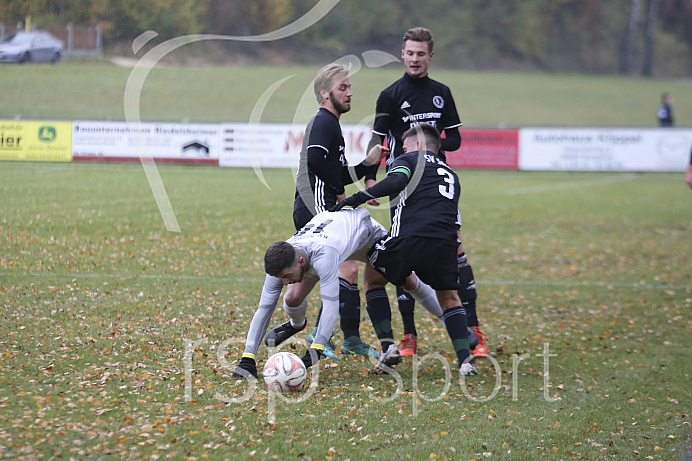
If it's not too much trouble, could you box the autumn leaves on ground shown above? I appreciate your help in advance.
[1,164,690,460]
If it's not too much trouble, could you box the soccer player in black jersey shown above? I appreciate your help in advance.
[686,144,692,189]
[333,123,478,376]
[292,63,388,358]
[367,27,489,358]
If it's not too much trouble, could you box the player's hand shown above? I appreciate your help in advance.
[330,194,362,212]
[686,164,692,189]
[231,356,258,379]
[364,144,389,166]
[366,198,380,206]
[364,179,380,206]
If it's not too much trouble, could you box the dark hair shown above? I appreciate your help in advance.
[402,123,441,153]
[403,27,434,52]
[264,241,296,276]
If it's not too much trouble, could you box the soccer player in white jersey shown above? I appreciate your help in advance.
[232,208,448,378]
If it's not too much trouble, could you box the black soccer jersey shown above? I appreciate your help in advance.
[372,73,462,165]
[387,151,461,241]
[294,108,348,217]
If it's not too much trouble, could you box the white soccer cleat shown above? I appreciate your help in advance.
[460,362,479,376]
[374,344,401,373]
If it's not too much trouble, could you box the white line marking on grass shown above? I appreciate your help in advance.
[505,175,640,195]
[1,272,687,291]
[481,279,689,291]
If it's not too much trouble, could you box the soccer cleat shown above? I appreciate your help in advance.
[460,362,479,376]
[306,327,340,360]
[374,344,402,373]
[470,326,489,358]
[341,336,379,357]
[398,334,417,357]
[264,320,306,347]
[232,357,258,379]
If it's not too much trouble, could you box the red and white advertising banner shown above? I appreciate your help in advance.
[219,123,518,170]
[219,123,373,169]
[446,128,519,169]
[72,121,222,164]
[519,128,692,171]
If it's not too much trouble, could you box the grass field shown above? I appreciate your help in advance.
[1,59,692,126]
[1,162,690,460]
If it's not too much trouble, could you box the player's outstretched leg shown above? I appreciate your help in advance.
[441,302,478,376]
[365,287,401,373]
[458,252,489,357]
[265,319,307,347]
[340,278,378,357]
[395,287,418,356]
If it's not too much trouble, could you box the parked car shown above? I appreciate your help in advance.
[0,31,64,64]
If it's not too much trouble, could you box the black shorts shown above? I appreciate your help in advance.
[293,205,314,231]
[368,235,460,291]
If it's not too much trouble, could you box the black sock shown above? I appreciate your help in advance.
[396,286,417,336]
[339,278,361,340]
[365,288,393,350]
[442,305,470,366]
[457,253,479,328]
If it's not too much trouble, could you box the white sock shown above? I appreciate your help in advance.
[283,298,308,328]
[407,278,443,321]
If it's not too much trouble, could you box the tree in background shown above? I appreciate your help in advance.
[0,0,690,76]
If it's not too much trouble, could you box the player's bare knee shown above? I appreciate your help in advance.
[338,260,359,284]
[363,265,388,291]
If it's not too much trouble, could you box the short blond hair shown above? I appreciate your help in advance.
[314,63,349,104]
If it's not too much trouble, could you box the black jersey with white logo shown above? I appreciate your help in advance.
[373,73,462,165]
[295,108,347,215]
[387,150,461,241]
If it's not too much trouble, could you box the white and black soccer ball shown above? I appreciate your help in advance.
[263,352,307,393]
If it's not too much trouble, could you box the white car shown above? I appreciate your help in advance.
[0,31,64,64]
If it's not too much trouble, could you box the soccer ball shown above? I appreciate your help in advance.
[263,352,307,393]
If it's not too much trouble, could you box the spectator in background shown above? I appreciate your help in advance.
[657,93,674,127]
[686,145,692,189]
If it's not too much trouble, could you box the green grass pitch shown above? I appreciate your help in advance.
[1,162,690,459]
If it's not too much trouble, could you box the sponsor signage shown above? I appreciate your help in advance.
[72,121,221,164]
[0,120,72,162]
[519,128,692,171]
[219,123,372,168]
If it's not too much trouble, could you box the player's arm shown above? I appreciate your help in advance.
[300,250,341,367]
[233,275,283,378]
[241,275,283,356]
[440,126,461,152]
[339,144,388,186]
[331,167,409,211]
[308,145,346,195]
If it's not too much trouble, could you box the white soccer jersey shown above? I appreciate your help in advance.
[243,208,387,356]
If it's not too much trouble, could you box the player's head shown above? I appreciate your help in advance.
[402,123,441,154]
[265,241,306,284]
[661,92,670,103]
[314,63,352,114]
[402,27,434,78]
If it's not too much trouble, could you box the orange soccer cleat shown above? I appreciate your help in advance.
[398,334,418,357]
[470,326,489,357]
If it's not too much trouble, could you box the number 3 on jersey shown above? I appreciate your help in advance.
[437,168,455,199]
